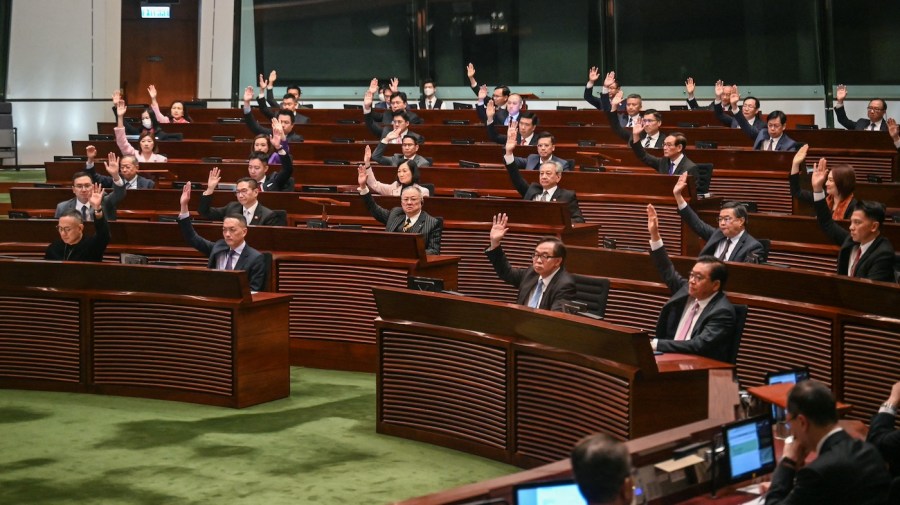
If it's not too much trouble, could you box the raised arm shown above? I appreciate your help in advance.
[647,204,687,295]
[113,101,138,158]
[606,91,630,141]
[147,85,170,123]
[466,63,479,94]
[242,86,271,136]
[503,123,530,197]
[811,158,849,245]
[674,173,716,240]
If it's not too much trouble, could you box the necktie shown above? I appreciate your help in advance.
[428,100,433,110]
[81,206,89,222]
[245,210,253,225]
[769,139,776,151]
[850,246,862,276]
[528,279,544,308]
[869,123,876,131]
[719,238,732,261]
[520,137,527,146]
[540,190,549,202]
[224,250,235,270]
[402,217,412,232]
[626,117,633,127]
[675,301,700,341]
[668,161,676,175]
[644,136,652,148]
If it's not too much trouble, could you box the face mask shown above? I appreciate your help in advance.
[423,88,435,97]
[141,119,152,129]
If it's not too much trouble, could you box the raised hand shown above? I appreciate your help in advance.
[631,116,644,141]
[478,84,488,102]
[357,164,368,188]
[791,144,809,174]
[685,77,695,96]
[207,166,222,192]
[811,158,828,191]
[588,66,600,83]
[86,145,97,161]
[367,77,379,95]
[603,71,616,88]
[646,204,660,241]
[466,63,476,79]
[714,80,724,100]
[887,118,899,141]
[611,90,625,110]
[116,100,127,117]
[504,122,518,154]
[729,85,740,108]
[112,89,122,105]
[835,84,847,103]
[179,182,192,210]
[363,90,374,109]
[268,69,277,86]
[258,73,267,92]
[673,172,689,201]
[389,77,399,93]
[147,84,158,100]
[243,85,254,104]
[489,213,509,249]
[104,152,121,180]
[89,183,104,211]
[486,99,496,120]
[270,117,283,148]
[363,145,372,166]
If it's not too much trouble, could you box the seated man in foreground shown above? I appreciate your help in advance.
[646,204,735,362]
[572,433,636,505]
[176,184,267,292]
[56,153,127,221]
[45,183,110,262]
[485,213,576,312]
[765,380,891,505]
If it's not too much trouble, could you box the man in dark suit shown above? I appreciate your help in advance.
[584,68,624,112]
[486,109,538,145]
[608,93,664,148]
[478,92,522,126]
[485,213,576,312]
[359,184,442,255]
[834,85,888,131]
[55,154,127,221]
[241,86,304,143]
[629,124,698,177]
[810,160,894,282]
[176,184,267,292]
[247,127,293,192]
[766,380,891,505]
[504,133,585,223]
[672,173,764,262]
[736,110,799,151]
[646,204,736,362]
[867,381,900,478]
[371,133,431,168]
[85,147,155,189]
[572,433,636,505]
[504,130,572,171]
[685,77,727,110]
[45,183,109,262]
[257,70,310,124]
[418,79,443,110]
[466,64,511,112]
[198,168,286,227]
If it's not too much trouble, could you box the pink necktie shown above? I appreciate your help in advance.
[675,302,700,340]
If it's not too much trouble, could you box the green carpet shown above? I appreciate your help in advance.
[0,368,517,504]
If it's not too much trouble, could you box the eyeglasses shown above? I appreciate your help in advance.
[532,253,558,261]
[56,226,76,233]
[688,272,707,281]
[662,142,677,147]
[717,216,735,223]
[234,188,253,195]
[867,107,885,112]
[642,118,658,124]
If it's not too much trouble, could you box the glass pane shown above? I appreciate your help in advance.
[833,1,900,85]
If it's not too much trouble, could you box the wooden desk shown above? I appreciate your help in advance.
[373,287,736,468]
[0,259,291,407]
[747,383,853,415]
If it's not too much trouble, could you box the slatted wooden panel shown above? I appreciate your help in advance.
[515,353,630,464]
[735,307,833,389]
[603,289,669,338]
[102,253,207,266]
[440,229,531,303]
[842,323,900,422]
[708,177,791,213]
[92,302,233,395]
[277,262,407,344]
[581,202,681,251]
[766,250,837,273]
[827,155,894,183]
[0,297,81,383]
[381,330,508,449]
[1,251,45,260]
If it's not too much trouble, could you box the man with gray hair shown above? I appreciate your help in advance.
[358,181,442,255]
[571,433,635,505]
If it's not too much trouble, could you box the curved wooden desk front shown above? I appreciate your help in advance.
[373,287,736,468]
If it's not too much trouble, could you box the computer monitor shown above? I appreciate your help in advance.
[722,415,776,483]
[765,367,810,420]
[513,480,586,505]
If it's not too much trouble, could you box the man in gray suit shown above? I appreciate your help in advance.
[358,182,442,255]
[85,146,155,189]
[176,184,268,292]
[55,152,126,221]
[198,168,285,226]
[672,173,764,262]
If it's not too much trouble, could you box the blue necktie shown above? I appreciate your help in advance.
[224,250,235,270]
[528,280,544,308]
[668,161,676,175]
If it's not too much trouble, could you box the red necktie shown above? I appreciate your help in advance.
[850,247,862,276]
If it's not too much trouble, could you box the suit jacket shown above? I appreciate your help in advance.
[485,246,576,311]
[835,106,887,131]
[44,214,110,262]
[364,111,426,141]
[260,89,310,124]
[370,142,431,168]
[814,197,895,282]
[584,87,625,113]
[475,103,516,126]
[484,122,537,146]
[678,205,763,262]
[733,111,799,151]
[651,246,736,363]
[504,162,585,223]
[243,108,304,142]
[629,138,698,177]
[713,101,764,133]
[788,173,855,220]
[55,182,126,221]
[766,430,891,505]
[198,194,286,227]
[507,153,572,171]
[361,192,442,255]
[867,412,900,478]
[418,97,443,110]
[686,97,716,111]
[86,164,155,189]
[177,216,267,292]
[260,151,294,192]
[607,111,664,147]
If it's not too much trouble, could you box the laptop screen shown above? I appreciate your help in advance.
[765,367,810,420]
[722,415,776,482]
[514,480,586,505]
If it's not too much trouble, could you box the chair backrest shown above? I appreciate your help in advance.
[270,209,288,227]
[419,183,436,196]
[730,304,750,365]
[571,274,610,319]
[695,163,714,195]
[261,251,273,292]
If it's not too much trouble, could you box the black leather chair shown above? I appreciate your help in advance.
[729,304,749,365]
[571,274,610,319]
